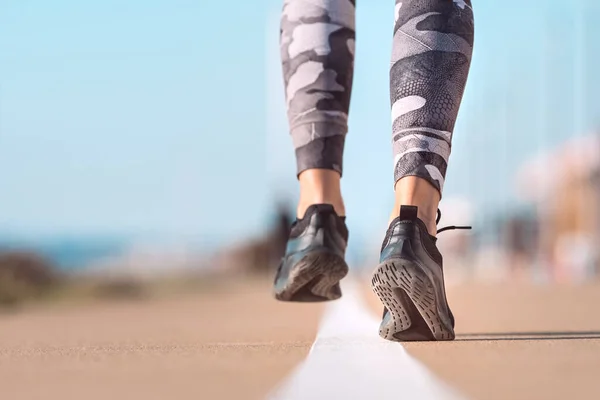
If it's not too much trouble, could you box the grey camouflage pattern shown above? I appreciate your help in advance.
[391,0,474,193]
[280,0,474,193]
[280,0,356,176]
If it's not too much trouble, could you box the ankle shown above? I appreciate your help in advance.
[298,198,345,219]
[298,169,345,218]
[391,176,440,236]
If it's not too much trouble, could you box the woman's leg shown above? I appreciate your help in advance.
[372,0,475,342]
[274,0,356,302]
[390,0,474,234]
[280,0,356,218]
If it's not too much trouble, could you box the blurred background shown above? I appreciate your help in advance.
[1,0,600,307]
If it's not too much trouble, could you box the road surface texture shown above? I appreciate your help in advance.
[2,275,600,399]
[363,280,600,399]
[0,278,322,400]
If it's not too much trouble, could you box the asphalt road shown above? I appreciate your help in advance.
[2,277,600,399]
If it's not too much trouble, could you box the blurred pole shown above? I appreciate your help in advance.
[574,0,592,280]
[536,2,552,280]
[538,6,549,150]
[573,0,586,137]
[501,36,509,216]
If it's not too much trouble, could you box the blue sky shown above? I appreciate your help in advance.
[1,0,600,249]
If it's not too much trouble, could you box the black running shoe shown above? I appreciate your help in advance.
[371,205,471,341]
[273,204,349,302]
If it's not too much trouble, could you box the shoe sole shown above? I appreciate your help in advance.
[274,251,349,302]
[371,258,455,341]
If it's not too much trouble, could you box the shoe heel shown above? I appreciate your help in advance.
[371,259,454,341]
[275,252,348,302]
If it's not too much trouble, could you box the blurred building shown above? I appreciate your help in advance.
[516,131,600,282]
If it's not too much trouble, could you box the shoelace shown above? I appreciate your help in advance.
[436,209,472,234]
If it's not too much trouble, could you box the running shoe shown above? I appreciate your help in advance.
[372,205,471,341]
[273,204,349,302]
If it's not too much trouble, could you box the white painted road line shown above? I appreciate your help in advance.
[268,281,464,400]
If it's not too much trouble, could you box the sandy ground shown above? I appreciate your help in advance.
[0,278,322,400]
[363,280,600,400]
[3,276,600,400]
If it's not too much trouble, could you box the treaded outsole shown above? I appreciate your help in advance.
[274,252,348,302]
[371,258,455,341]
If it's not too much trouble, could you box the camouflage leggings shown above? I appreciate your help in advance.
[280,0,474,194]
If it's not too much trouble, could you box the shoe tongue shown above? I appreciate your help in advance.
[399,205,418,221]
